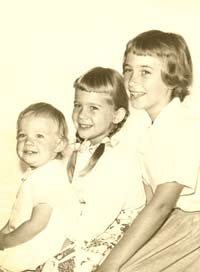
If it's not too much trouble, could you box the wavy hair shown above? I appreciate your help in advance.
[123,30,193,101]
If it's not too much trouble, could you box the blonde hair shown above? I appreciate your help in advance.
[67,67,129,181]
[123,30,193,101]
[17,102,68,159]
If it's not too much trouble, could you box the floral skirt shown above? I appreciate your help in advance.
[40,207,138,272]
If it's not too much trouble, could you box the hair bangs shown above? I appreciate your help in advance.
[74,67,116,99]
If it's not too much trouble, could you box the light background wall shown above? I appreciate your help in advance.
[1,0,200,224]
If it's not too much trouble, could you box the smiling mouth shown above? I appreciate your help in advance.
[24,150,37,154]
[129,92,146,99]
[79,124,92,129]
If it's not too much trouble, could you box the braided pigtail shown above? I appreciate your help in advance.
[109,111,129,137]
[79,111,129,177]
[79,143,105,177]
[67,150,78,183]
[67,137,105,181]
[67,133,82,183]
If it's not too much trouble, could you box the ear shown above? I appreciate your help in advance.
[54,138,67,153]
[113,107,126,124]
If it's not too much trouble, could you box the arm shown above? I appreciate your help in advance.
[95,182,183,272]
[0,221,10,234]
[0,203,52,249]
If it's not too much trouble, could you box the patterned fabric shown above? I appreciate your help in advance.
[40,207,137,272]
[36,134,145,272]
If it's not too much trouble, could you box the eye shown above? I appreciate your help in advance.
[123,67,133,75]
[17,133,26,139]
[90,106,99,111]
[36,134,45,139]
[74,102,81,108]
[141,69,151,76]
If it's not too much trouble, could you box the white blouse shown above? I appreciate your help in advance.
[71,129,146,242]
[138,98,200,211]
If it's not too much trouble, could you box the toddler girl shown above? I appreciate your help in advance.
[0,102,79,272]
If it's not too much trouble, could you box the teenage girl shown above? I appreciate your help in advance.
[96,30,200,272]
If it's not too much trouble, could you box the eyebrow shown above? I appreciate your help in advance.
[74,100,103,107]
[140,65,153,70]
[89,102,103,107]
[123,64,154,70]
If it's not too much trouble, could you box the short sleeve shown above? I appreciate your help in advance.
[143,113,200,196]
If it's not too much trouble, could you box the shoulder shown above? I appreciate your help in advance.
[111,109,150,151]
[37,159,66,173]
[29,160,68,186]
[177,101,200,136]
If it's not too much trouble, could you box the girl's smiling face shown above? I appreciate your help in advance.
[72,89,118,145]
[123,53,172,121]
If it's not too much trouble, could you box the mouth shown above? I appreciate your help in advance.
[129,91,146,99]
[23,150,37,154]
[78,123,92,129]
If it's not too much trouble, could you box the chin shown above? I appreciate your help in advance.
[78,132,91,140]
[130,101,141,110]
[130,99,145,110]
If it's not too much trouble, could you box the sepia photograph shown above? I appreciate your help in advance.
[0,0,200,271]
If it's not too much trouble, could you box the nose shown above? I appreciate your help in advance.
[128,71,138,87]
[79,107,89,120]
[24,136,35,145]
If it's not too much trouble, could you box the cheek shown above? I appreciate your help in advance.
[123,76,129,89]
[16,142,22,151]
[143,79,158,94]
[72,110,77,122]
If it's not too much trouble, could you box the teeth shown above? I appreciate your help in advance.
[130,92,145,98]
[79,124,91,128]
[24,151,36,154]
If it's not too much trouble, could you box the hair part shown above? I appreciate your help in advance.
[123,30,193,101]
[17,102,68,159]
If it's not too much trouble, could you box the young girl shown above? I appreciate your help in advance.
[0,102,79,272]
[96,30,200,272]
[47,67,146,272]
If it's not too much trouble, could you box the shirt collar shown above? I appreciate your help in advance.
[71,135,120,153]
[151,98,181,127]
[21,159,60,181]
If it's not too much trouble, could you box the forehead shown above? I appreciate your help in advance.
[124,53,164,69]
[74,89,113,105]
[19,114,58,131]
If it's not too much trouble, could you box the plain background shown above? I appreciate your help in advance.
[1,0,200,225]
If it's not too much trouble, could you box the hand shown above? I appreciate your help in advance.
[0,232,5,250]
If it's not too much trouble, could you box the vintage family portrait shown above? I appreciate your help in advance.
[0,0,200,271]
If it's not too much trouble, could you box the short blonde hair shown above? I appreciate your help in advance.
[123,30,193,101]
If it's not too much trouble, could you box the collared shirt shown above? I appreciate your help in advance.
[71,130,146,242]
[138,98,200,211]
